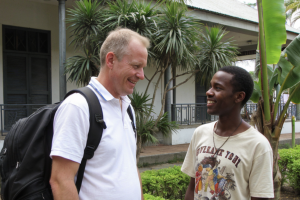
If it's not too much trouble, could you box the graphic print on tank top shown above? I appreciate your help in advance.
[194,145,241,200]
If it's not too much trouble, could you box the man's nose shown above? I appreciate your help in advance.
[137,68,144,80]
[206,88,213,96]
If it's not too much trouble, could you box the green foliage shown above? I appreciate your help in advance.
[289,84,300,103]
[278,143,291,149]
[104,0,158,40]
[66,0,103,50]
[141,166,189,200]
[250,65,275,103]
[65,0,104,85]
[250,34,300,122]
[144,194,165,200]
[153,1,201,69]
[273,34,300,120]
[250,81,262,103]
[197,26,238,85]
[129,90,178,145]
[262,0,287,64]
[245,2,257,8]
[278,146,300,188]
[285,0,300,25]
[289,159,300,192]
[65,50,100,86]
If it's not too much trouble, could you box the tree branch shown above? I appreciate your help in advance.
[144,64,161,95]
[144,74,150,81]
[148,58,170,121]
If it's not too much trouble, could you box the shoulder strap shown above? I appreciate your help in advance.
[64,87,106,193]
[127,105,136,138]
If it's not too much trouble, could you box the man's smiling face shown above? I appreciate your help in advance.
[110,38,148,98]
[206,71,237,116]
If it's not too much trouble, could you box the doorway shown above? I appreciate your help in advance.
[2,25,51,130]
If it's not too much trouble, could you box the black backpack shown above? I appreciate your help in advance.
[0,87,136,200]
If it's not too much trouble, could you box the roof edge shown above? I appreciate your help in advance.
[187,4,300,34]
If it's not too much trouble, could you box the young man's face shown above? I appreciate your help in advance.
[206,71,237,116]
[110,39,147,98]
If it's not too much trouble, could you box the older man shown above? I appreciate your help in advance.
[50,28,149,200]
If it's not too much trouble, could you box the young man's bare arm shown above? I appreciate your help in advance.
[184,177,195,200]
[50,156,80,200]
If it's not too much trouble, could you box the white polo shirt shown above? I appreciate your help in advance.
[51,77,141,200]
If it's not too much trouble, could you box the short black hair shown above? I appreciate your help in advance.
[218,66,254,106]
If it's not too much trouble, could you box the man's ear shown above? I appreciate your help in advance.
[235,91,246,104]
[106,52,115,69]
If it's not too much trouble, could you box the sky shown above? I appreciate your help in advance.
[235,0,300,72]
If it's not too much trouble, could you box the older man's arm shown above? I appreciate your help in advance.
[50,156,80,200]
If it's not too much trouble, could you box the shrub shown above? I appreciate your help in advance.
[144,193,165,200]
[289,159,300,192]
[141,166,189,200]
[278,143,291,149]
[278,145,300,189]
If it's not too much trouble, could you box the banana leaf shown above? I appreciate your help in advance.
[289,83,300,104]
[262,0,287,64]
[277,34,300,91]
[250,81,262,103]
[250,65,276,101]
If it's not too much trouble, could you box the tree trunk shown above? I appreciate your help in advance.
[252,99,282,199]
[270,139,281,200]
[136,135,142,164]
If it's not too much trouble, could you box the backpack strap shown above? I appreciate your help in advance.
[127,105,136,138]
[64,87,106,193]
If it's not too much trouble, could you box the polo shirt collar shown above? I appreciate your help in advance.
[89,77,131,103]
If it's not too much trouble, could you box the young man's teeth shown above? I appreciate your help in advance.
[208,101,215,104]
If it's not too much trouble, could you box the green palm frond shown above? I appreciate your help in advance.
[197,26,239,85]
[65,48,100,86]
[103,0,136,29]
[285,0,300,11]
[103,0,159,60]
[130,90,178,145]
[285,0,300,25]
[153,1,201,70]
[67,0,104,50]
[129,90,152,115]
[156,112,178,137]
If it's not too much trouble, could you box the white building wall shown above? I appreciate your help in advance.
[172,127,195,145]
[282,121,300,134]
[175,69,196,104]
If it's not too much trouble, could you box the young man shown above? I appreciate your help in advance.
[182,66,274,200]
[49,28,149,200]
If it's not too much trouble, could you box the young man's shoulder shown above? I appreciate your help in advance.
[191,122,215,141]
[194,121,215,134]
[239,126,273,154]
